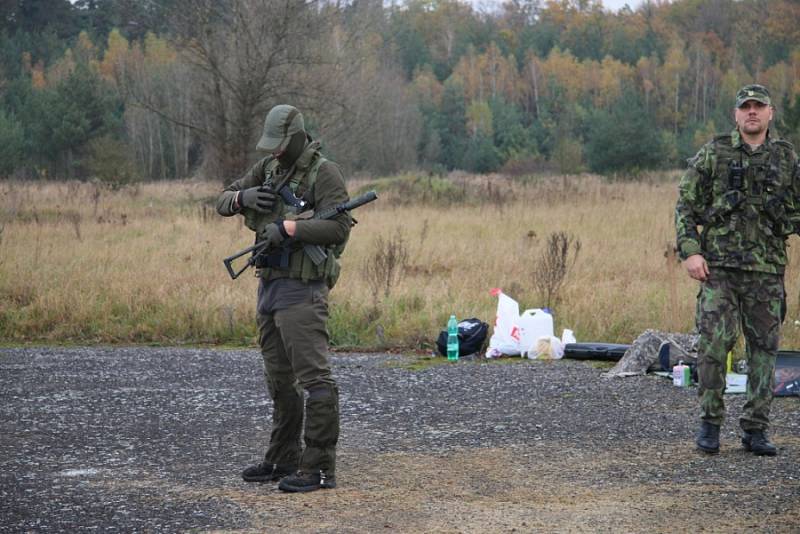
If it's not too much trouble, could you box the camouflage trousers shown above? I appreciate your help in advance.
[695,268,783,430]
[256,279,339,474]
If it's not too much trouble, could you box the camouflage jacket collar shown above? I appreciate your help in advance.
[295,138,322,172]
[732,127,775,153]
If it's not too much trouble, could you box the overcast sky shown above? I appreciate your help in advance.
[595,0,644,10]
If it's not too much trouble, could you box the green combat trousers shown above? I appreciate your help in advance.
[696,268,783,431]
[256,279,339,474]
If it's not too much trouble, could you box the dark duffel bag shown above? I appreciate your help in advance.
[436,317,489,357]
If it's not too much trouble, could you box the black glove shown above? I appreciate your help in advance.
[260,220,290,248]
[239,186,276,213]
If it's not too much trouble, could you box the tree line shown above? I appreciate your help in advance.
[1,0,799,183]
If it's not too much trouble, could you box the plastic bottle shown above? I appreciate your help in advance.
[447,315,459,361]
[672,360,691,387]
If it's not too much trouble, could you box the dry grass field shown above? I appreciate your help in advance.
[4,173,800,351]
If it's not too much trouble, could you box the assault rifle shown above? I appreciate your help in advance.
[223,190,378,280]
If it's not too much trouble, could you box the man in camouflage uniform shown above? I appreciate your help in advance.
[216,105,350,491]
[675,84,799,456]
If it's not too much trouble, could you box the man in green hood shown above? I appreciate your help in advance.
[676,84,800,456]
[216,104,351,492]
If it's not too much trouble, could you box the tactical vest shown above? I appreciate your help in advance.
[243,142,345,288]
[699,133,794,272]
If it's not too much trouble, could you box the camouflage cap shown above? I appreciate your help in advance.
[735,84,771,108]
[256,105,305,152]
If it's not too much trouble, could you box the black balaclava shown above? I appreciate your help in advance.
[277,131,308,168]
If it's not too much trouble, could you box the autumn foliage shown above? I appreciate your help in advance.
[1,0,800,180]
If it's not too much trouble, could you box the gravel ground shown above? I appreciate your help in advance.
[0,347,798,533]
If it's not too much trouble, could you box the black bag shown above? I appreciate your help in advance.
[436,317,489,357]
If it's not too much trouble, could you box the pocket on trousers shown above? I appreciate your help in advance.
[698,282,721,313]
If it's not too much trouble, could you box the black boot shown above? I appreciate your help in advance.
[278,469,336,492]
[696,421,720,454]
[741,430,777,456]
[241,462,296,483]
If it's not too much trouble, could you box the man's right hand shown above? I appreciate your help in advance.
[683,254,709,282]
[240,187,276,213]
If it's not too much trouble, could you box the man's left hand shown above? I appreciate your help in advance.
[261,221,290,248]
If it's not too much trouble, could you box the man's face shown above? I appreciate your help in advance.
[275,131,307,167]
[734,100,773,137]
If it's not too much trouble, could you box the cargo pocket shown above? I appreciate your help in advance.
[703,225,732,262]
[324,256,340,290]
[749,291,781,353]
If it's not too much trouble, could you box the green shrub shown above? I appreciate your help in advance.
[356,173,466,205]
[86,135,139,187]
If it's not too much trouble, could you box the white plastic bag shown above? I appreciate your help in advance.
[561,329,577,345]
[529,335,565,359]
[485,289,574,359]
[486,289,522,356]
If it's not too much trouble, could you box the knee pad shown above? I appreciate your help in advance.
[306,383,338,401]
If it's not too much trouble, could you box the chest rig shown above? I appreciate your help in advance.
[243,142,343,286]
[699,132,794,270]
[705,135,787,232]
[243,142,326,235]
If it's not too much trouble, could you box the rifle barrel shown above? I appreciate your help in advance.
[314,190,377,220]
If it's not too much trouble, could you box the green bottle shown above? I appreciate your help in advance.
[447,315,459,361]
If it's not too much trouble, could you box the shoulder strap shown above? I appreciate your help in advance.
[290,152,327,194]
[307,154,327,190]
[261,156,279,187]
